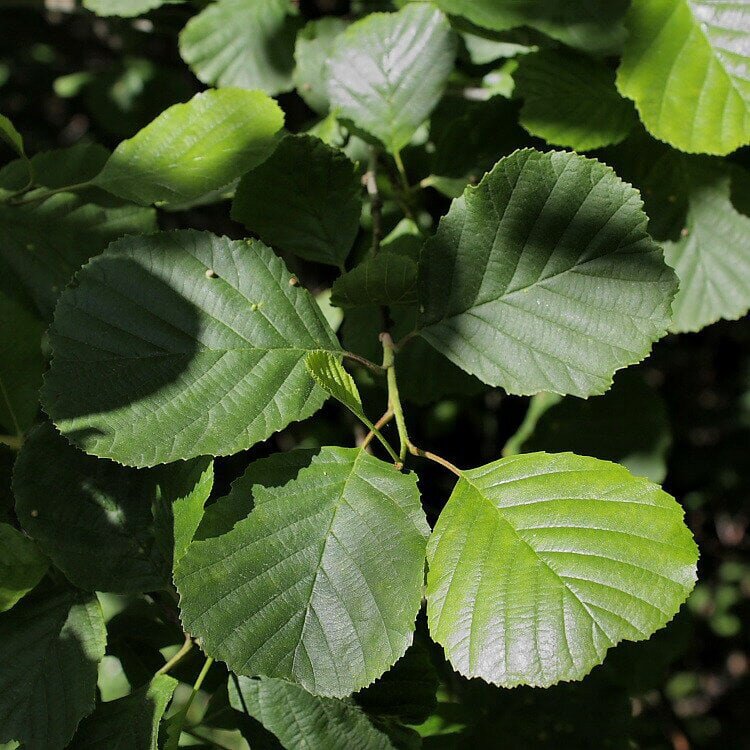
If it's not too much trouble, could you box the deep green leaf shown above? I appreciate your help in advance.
[229,675,398,750]
[0,583,106,748]
[0,523,47,612]
[93,89,284,205]
[42,230,341,466]
[514,50,636,151]
[176,447,429,697]
[179,0,300,95]
[84,0,183,17]
[426,452,698,687]
[294,18,349,114]
[331,252,417,309]
[328,4,457,154]
[14,423,213,593]
[68,673,177,749]
[433,0,628,55]
[616,0,750,155]
[231,135,361,268]
[417,149,677,397]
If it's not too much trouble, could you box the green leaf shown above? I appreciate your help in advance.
[433,0,628,55]
[513,50,636,151]
[13,423,213,593]
[179,0,300,95]
[84,0,183,17]
[328,4,457,154]
[231,135,362,268]
[42,230,341,466]
[229,675,398,750]
[513,370,672,483]
[0,294,44,436]
[68,673,177,749]
[0,114,24,159]
[294,18,349,114]
[176,447,429,697]
[305,351,363,418]
[0,583,107,748]
[417,149,677,398]
[426,452,698,687]
[0,523,47,612]
[331,252,417,309]
[93,89,284,206]
[616,0,750,155]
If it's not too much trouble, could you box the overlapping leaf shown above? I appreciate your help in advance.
[43,230,341,466]
[332,252,417,309]
[617,0,750,155]
[426,452,698,687]
[176,448,429,697]
[417,149,677,397]
[14,423,212,592]
[327,4,457,154]
[0,584,106,748]
[0,523,47,612]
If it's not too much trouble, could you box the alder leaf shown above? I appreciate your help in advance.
[176,447,429,697]
[68,673,177,748]
[616,0,750,155]
[0,583,107,748]
[331,252,418,309]
[433,0,628,55]
[229,676,397,750]
[42,230,341,466]
[13,423,213,593]
[327,4,457,154]
[514,50,636,151]
[93,89,284,205]
[426,452,698,687]
[84,0,183,17]
[179,0,300,95]
[417,149,677,398]
[0,523,47,612]
[294,18,349,114]
[231,135,361,269]
[305,351,364,418]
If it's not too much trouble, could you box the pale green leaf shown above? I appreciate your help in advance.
[0,523,47,612]
[331,252,417,309]
[426,452,698,687]
[417,149,677,398]
[68,673,177,749]
[514,50,636,151]
[0,294,44,436]
[14,423,213,593]
[294,18,349,114]
[328,4,457,154]
[84,0,183,17]
[305,351,363,417]
[231,135,361,268]
[229,676,397,750]
[42,230,341,466]
[616,0,750,155]
[179,0,300,94]
[93,89,284,205]
[0,584,107,748]
[433,0,628,55]
[176,447,429,697]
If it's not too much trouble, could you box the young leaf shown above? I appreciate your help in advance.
[426,452,698,687]
[294,18,349,114]
[0,113,24,159]
[514,50,636,151]
[176,447,429,697]
[84,0,183,17]
[331,252,417,309]
[0,523,47,612]
[230,676,398,750]
[232,135,362,268]
[93,89,284,205]
[0,584,107,748]
[68,673,177,748]
[616,0,750,155]
[42,230,341,466]
[305,351,364,418]
[13,423,213,593]
[433,0,629,55]
[327,4,457,154]
[417,149,677,398]
[179,0,300,95]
